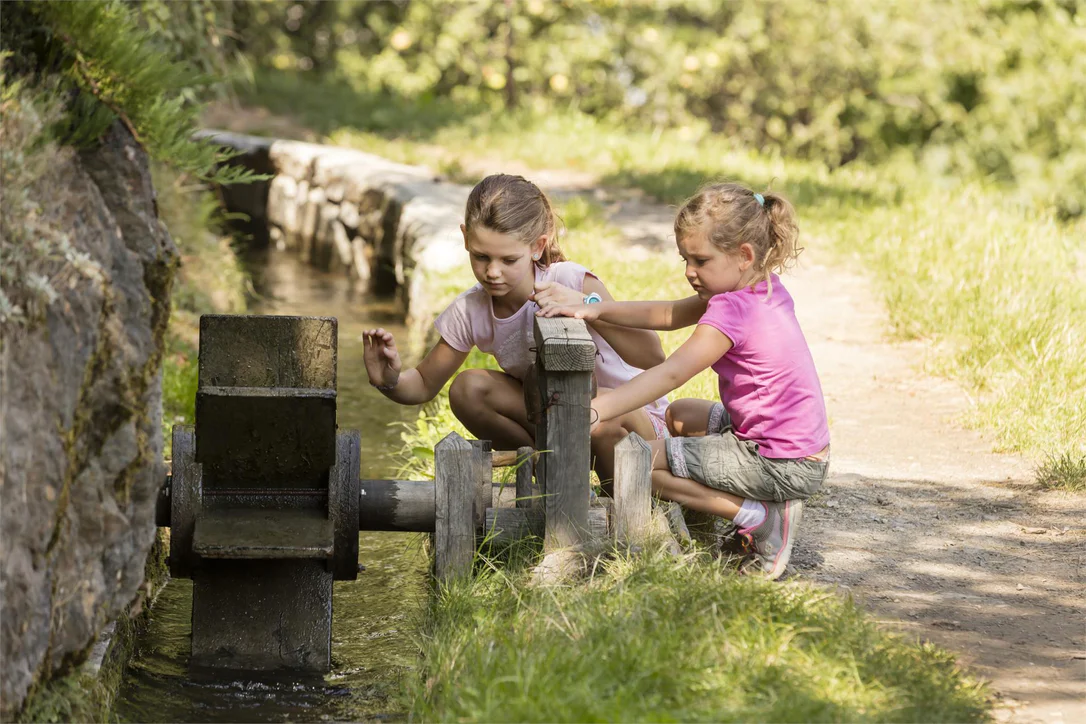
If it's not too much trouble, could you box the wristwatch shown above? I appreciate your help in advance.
[583,293,603,304]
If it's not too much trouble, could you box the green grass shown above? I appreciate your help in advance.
[1036,452,1086,493]
[405,547,990,722]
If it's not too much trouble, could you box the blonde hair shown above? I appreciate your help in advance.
[674,182,802,294]
[464,174,566,267]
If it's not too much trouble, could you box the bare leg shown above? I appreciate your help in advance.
[449,369,534,449]
[665,398,718,437]
[647,438,743,520]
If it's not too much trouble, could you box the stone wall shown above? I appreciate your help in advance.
[201,131,471,325]
[0,122,177,718]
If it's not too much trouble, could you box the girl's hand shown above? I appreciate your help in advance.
[531,280,585,311]
[361,328,402,388]
[535,303,600,322]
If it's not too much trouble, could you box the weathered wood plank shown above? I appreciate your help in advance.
[484,506,608,545]
[492,450,518,468]
[533,316,596,372]
[434,432,475,581]
[613,432,652,545]
[515,446,536,510]
[533,317,595,550]
[471,439,493,531]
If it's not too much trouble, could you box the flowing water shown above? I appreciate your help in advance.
[114,248,430,722]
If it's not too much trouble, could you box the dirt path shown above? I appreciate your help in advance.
[562,185,1086,724]
[201,107,1084,720]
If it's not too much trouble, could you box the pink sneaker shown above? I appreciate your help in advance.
[738,499,804,581]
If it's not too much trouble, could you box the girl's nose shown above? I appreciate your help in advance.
[486,264,501,280]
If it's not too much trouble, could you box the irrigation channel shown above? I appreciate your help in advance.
[113,247,429,722]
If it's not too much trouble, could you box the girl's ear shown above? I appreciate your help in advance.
[738,242,756,270]
[531,234,548,261]
[460,223,469,247]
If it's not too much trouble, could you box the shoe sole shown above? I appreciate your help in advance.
[766,499,804,581]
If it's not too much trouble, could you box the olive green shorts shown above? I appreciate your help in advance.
[664,403,829,502]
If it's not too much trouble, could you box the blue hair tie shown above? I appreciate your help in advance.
[753,193,765,207]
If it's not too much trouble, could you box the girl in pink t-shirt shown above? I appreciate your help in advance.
[539,183,829,580]
[362,174,669,485]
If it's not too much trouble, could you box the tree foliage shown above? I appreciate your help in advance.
[225,0,1086,216]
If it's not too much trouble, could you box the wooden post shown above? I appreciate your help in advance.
[533,317,595,550]
[471,438,492,531]
[434,432,475,581]
[613,432,652,546]
[515,446,535,510]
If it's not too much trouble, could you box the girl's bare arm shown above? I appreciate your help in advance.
[580,276,666,368]
[594,324,732,423]
[538,295,708,331]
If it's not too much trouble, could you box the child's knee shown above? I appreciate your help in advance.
[665,399,696,435]
[449,369,494,412]
[665,398,714,436]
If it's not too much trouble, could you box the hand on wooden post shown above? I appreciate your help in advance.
[535,302,599,322]
[531,280,585,311]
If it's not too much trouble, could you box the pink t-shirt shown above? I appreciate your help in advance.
[434,261,668,426]
[697,275,829,459]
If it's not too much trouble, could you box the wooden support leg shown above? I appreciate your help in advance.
[515,446,536,510]
[471,438,492,532]
[613,432,652,547]
[533,317,596,551]
[434,432,475,581]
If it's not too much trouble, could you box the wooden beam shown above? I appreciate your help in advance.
[533,317,595,550]
[484,506,608,545]
[613,432,652,546]
[359,479,435,532]
[515,446,536,510]
[471,439,492,531]
[434,432,474,581]
[533,316,596,371]
[491,450,519,468]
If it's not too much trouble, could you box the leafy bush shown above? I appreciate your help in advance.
[1,0,259,185]
[232,0,1085,216]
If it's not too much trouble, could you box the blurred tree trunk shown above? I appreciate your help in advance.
[504,0,517,109]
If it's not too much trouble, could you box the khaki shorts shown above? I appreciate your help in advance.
[665,403,829,502]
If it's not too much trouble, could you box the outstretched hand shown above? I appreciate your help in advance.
[361,328,402,388]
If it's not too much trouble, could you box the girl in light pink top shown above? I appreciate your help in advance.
[362,174,669,485]
[539,183,830,580]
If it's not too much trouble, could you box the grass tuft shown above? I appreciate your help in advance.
[1035,452,1086,493]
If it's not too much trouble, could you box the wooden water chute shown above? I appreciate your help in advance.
[156,313,655,672]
